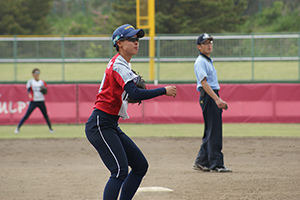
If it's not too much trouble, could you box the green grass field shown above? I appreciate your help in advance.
[1,123,299,139]
[1,61,299,82]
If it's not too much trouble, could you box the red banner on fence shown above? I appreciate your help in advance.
[1,83,300,125]
[0,84,77,125]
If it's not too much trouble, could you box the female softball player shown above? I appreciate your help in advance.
[15,68,53,133]
[85,24,177,200]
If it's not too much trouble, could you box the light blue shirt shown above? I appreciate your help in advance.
[194,53,220,91]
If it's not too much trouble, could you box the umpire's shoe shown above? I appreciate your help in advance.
[193,163,210,172]
[210,166,232,173]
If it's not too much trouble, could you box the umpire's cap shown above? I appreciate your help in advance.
[197,33,214,45]
[112,24,145,47]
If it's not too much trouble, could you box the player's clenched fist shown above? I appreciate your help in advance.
[165,86,177,97]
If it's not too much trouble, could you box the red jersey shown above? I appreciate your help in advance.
[93,53,139,119]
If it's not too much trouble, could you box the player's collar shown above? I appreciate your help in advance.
[199,53,212,62]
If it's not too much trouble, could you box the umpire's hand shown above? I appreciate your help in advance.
[215,98,228,110]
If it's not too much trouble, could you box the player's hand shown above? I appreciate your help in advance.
[165,86,177,97]
[215,98,228,110]
[28,93,32,99]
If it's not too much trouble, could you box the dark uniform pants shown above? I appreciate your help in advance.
[195,90,224,169]
[17,101,52,130]
[85,109,148,200]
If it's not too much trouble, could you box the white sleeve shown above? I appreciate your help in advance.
[113,59,138,85]
[26,79,32,89]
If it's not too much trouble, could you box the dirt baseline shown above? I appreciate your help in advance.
[1,137,300,200]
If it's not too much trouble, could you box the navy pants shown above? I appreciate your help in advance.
[85,109,148,200]
[195,91,224,169]
[18,101,52,130]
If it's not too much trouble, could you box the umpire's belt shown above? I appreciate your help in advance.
[200,87,219,98]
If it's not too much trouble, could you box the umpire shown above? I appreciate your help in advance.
[192,33,232,172]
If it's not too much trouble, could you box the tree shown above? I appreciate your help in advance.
[106,0,137,34]
[0,0,53,35]
[155,1,182,34]
[0,0,30,34]
[174,0,248,34]
[237,1,300,33]
[26,0,53,34]
[108,0,248,34]
[108,0,184,34]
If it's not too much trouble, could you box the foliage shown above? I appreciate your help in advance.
[91,8,109,34]
[68,21,90,35]
[0,0,53,35]
[85,42,110,58]
[155,1,182,34]
[2,0,300,36]
[105,0,137,34]
[166,0,248,34]
[47,13,95,35]
[237,1,300,33]
[48,1,112,35]
[108,0,248,34]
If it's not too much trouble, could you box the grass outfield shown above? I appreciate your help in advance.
[0,123,300,139]
[1,61,299,82]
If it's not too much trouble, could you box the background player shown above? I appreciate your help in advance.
[85,24,177,200]
[14,68,54,133]
[192,33,231,172]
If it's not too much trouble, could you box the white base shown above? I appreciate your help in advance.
[137,186,174,194]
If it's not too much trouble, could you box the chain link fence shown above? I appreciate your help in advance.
[0,33,299,83]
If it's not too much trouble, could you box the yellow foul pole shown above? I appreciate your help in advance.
[148,0,155,80]
[136,0,155,80]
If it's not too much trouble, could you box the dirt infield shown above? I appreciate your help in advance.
[1,137,300,200]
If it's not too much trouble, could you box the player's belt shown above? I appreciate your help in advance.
[200,87,219,98]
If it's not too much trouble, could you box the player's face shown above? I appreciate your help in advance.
[198,39,213,56]
[32,71,40,80]
[118,34,139,56]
